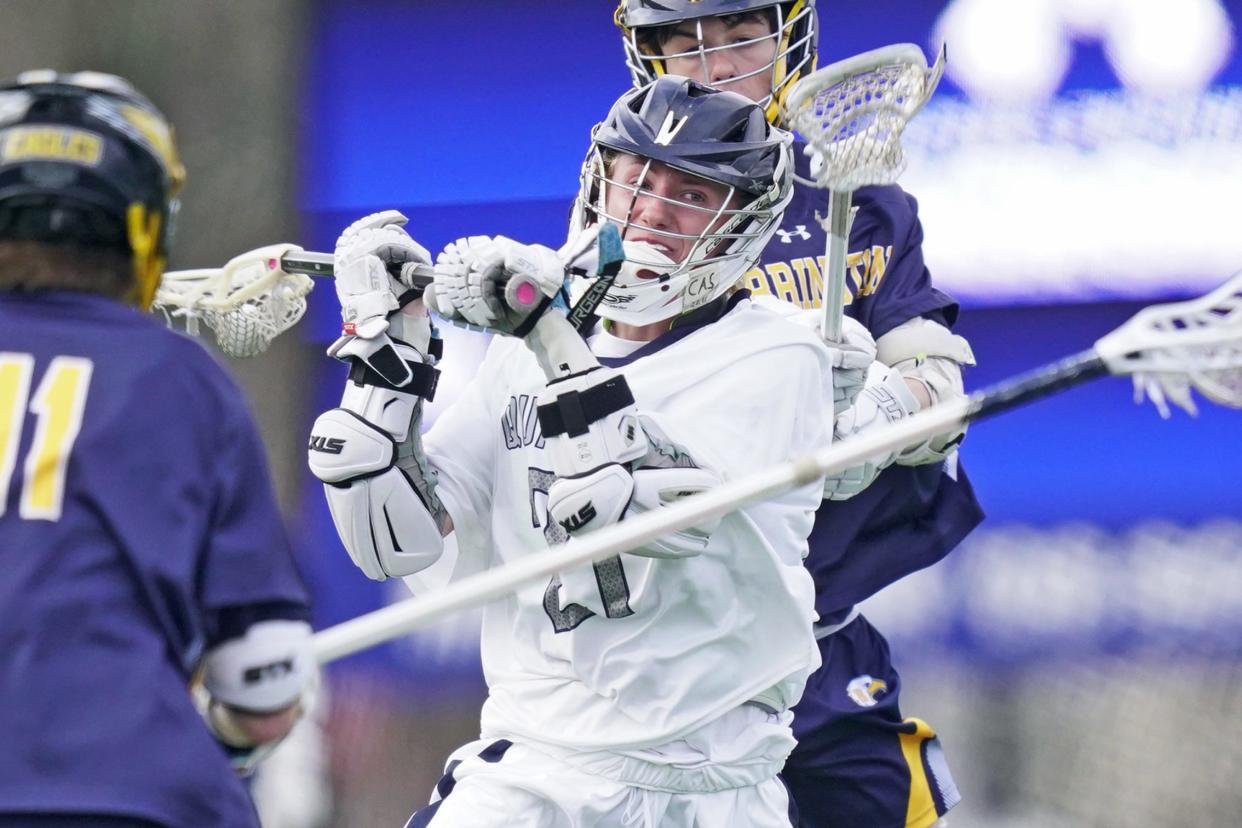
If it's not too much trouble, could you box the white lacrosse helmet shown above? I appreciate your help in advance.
[570,76,793,327]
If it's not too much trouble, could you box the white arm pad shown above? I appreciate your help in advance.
[309,407,445,581]
[626,465,721,558]
[308,334,448,581]
[539,362,649,535]
[876,317,976,466]
[202,620,314,713]
[323,466,445,581]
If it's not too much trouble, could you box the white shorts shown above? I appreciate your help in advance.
[404,738,796,828]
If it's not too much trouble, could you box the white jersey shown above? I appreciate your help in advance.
[423,298,833,754]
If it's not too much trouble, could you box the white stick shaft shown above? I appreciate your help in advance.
[820,189,854,344]
[311,397,971,664]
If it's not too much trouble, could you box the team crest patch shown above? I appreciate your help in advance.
[846,674,888,707]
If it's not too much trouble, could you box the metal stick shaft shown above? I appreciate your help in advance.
[821,189,854,343]
[280,251,434,287]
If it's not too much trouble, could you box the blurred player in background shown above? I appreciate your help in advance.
[615,2,985,826]
[309,77,838,826]
[0,71,314,828]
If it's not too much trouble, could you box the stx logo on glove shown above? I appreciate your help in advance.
[242,658,295,685]
[559,502,598,533]
[308,435,346,455]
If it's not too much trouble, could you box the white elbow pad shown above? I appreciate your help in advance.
[875,318,975,465]
[323,466,446,581]
[309,403,447,582]
[202,620,314,713]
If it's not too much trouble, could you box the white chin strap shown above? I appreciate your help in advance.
[593,240,687,326]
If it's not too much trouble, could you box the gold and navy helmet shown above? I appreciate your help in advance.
[614,0,818,126]
[0,71,185,307]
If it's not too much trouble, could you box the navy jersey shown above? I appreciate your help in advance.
[0,291,309,827]
[748,141,984,619]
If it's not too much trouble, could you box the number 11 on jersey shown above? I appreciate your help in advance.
[0,353,94,521]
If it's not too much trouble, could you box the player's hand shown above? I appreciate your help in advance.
[329,211,434,386]
[333,210,431,338]
[823,315,877,415]
[427,235,567,336]
[823,362,920,500]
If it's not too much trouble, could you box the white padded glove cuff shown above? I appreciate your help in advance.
[202,620,314,713]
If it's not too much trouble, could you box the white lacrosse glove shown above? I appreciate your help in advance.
[822,315,877,415]
[427,235,568,337]
[823,362,921,500]
[329,211,435,385]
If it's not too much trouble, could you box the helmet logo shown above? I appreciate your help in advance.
[654,110,690,146]
[1,127,103,166]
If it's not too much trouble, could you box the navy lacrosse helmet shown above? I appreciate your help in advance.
[571,76,793,326]
[0,70,185,307]
[614,0,818,126]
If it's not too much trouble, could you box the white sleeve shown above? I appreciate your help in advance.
[637,340,834,565]
[645,342,832,478]
[419,341,510,587]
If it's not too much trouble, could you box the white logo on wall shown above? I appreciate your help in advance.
[934,0,1234,101]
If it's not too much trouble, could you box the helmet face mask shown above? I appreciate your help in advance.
[572,76,793,327]
[615,0,818,126]
[0,71,184,307]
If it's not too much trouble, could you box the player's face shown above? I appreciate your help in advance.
[657,14,777,105]
[604,154,736,264]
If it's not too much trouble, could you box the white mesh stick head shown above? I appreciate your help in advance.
[153,245,314,358]
[782,43,946,192]
[1094,270,1242,416]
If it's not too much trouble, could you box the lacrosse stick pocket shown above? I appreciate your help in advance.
[154,244,314,358]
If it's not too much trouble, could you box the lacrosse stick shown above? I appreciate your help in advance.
[154,247,433,359]
[157,226,624,357]
[311,271,1242,663]
[782,43,945,344]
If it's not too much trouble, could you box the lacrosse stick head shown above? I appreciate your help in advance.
[153,245,313,358]
[782,43,945,192]
[1094,271,1242,416]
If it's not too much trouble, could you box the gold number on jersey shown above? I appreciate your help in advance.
[0,353,94,521]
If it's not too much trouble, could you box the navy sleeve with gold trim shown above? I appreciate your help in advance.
[747,139,958,338]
